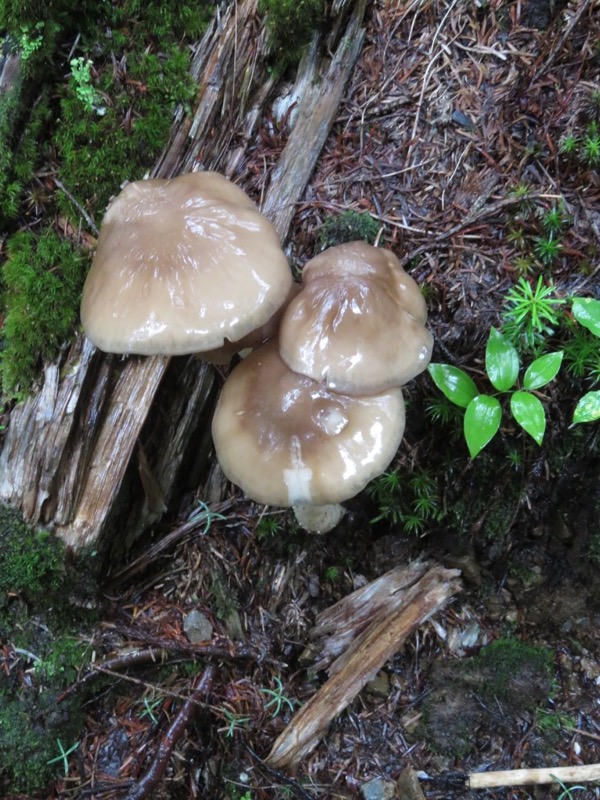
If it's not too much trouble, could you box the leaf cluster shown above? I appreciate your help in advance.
[428,328,563,458]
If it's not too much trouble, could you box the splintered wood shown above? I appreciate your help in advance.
[267,563,461,769]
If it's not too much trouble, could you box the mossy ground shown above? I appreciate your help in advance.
[0,0,214,399]
[0,505,98,795]
[419,638,554,759]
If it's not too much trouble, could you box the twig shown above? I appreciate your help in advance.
[468,762,600,789]
[123,665,215,800]
[53,177,100,235]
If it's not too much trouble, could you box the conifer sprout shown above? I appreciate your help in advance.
[279,241,433,396]
[212,340,406,533]
[80,171,292,359]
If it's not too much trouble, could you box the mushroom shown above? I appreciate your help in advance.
[80,172,293,357]
[211,339,406,532]
[278,241,433,396]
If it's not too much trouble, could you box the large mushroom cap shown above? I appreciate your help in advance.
[212,340,405,507]
[80,172,292,355]
[278,241,433,395]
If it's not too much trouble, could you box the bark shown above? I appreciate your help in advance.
[0,0,367,557]
[267,566,462,770]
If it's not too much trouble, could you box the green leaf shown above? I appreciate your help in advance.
[464,395,502,458]
[427,364,478,408]
[485,327,519,392]
[573,391,600,424]
[523,351,563,391]
[510,391,546,445]
[572,297,600,338]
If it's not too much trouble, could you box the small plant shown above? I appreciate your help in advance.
[534,232,562,264]
[138,695,164,724]
[570,297,600,423]
[259,676,296,718]
[17,22,44,61]
[559,132,578,158]
[501,276,566,351]
[369,467,441,533]
[187,499,227,534]
[217,706,252,738]
[553,777,588,800]
[581,120,600,166]
[69,57,100,112]
[254,512,284,540]
[540,204,567,235]
[428,328,563,458]
[46,739,79,778]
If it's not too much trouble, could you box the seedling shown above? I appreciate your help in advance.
[187,499,227,534]
[502,276,566,350]
[260,676,296,718]
[428,328,563,458]
[47,739,79,777]
[534,233,562,264]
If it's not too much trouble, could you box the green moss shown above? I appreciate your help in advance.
[475,639,553,705]
[259,0,325,72]
[0,509,63,603]
[55,44,196,217]
[316,210,381,253]
[0,506,97,795]
[0,227,89,398]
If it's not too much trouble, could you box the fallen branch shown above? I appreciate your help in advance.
[267,565,461,769]
[468,763,600,790]
[123,665,214,800]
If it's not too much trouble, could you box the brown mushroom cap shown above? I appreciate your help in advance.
[212,340,405,507]
[80,172,292,355]
[278,241,433,395]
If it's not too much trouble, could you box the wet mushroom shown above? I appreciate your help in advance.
[278,241,433,395]
[80,171,292,357]
[212,339,406,532]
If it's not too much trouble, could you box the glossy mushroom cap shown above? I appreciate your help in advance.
[81,172,292,355]
[278,241,433,395]
[212,340,405,507]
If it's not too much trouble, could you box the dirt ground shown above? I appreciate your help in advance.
[5,0,600,797]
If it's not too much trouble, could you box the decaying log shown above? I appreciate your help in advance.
[0,0,367,556]
[267,565,462,769]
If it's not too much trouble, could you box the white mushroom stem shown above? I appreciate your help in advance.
[292,503,346,534]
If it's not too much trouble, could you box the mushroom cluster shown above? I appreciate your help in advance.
[212,241,433,532]
[81,174,433,533]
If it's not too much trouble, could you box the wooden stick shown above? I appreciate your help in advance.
[468,763,600,789]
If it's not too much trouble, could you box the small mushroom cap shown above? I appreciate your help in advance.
[212,340,405,507]
[278,241,433,395]
[81,172,292,355]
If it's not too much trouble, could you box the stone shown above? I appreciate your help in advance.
[183,609,213,643]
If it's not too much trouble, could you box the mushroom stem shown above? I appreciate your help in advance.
[292,503,346,534]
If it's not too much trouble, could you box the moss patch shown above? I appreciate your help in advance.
[0,0,214,397]
[0,505,98,795]
[420,638,554,758]
[0,227,89,397]
[316,210,381,253]
[259,0,325,73]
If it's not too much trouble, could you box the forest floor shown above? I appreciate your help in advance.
[3,0,600,797]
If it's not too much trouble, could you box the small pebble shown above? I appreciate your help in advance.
[183,609,213,643]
